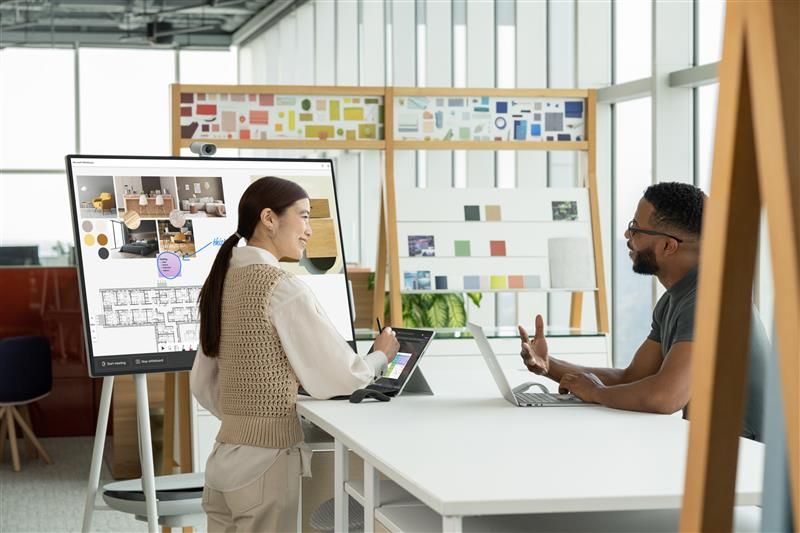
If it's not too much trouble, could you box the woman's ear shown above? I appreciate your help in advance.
[260,208,274,226]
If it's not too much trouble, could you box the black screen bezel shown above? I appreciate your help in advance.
[66,154,356,377]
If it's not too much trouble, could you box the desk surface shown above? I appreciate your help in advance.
[297,356,764,517]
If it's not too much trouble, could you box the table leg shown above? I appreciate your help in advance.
[364,462,380,533]
[334,439,349,532]
[442,515,463,533]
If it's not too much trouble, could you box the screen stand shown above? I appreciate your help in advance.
[82,374,159,533]
[402,367,433,395]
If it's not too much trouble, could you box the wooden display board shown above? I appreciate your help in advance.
[166,84,609,479]
[680,1,798,531]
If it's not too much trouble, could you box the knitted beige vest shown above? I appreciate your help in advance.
[216,263,304,449]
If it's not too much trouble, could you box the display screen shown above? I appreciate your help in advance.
[66,155,354,376]
[374,328,435,385]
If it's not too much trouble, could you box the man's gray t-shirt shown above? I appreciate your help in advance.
[647,266,769,441]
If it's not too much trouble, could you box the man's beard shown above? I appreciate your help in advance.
[631,246,659,275]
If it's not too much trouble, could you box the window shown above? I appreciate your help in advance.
[79,48,175,155]
[179,50,237,84]
[696,0,725,65]
[0,48,75,169]
[614,0,652,83]
[696,83,719,193]
[613,97,653,367]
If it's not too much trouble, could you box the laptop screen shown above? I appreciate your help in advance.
[372,328,435,388]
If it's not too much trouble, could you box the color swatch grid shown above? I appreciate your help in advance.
[179,92,384,141]
[403,273,542,292]
[394,96,585,142]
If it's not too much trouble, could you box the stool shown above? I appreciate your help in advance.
[0,336,53,472]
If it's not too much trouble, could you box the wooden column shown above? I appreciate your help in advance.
[680,1,799,531]
[382,87,403,325]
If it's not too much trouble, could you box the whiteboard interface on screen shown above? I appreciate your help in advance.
[66,155,354,376]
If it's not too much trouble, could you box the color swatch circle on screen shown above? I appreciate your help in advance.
[97,234,109,246]
[82,220,93,232]
[95,220,108,232]
[84,234,96,246]
[98,248,109,259]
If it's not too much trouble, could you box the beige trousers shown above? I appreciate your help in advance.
[202,448,302,533]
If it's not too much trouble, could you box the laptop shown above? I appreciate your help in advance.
[364,327,436,397]
[467,322,588,407]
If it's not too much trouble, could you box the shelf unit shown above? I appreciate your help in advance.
[376,87,608,333]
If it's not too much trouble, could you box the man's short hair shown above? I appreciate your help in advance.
[643,182,706,236]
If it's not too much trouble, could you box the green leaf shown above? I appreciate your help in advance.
[425,297,448,327]
[367,272,375,290]
[466,292,483,307]
[444,294,467,327]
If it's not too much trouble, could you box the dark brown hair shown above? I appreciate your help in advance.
[199,176,308,357]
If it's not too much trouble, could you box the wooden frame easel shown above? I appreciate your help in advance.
[373,87,608,334]
[680,1,798,530]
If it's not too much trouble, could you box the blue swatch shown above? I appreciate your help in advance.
[496,101,508,114]
[514,120,528,140]
[557,133,571,141]
[531,123,542,136]
[435,276,448,290]
[565,101,584,118]
[464,276,480,290]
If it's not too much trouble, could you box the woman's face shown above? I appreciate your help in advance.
[272,198,312,261]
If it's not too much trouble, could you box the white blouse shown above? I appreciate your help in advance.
[190,245,386,491]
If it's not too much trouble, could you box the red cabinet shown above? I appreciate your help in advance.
[0,267,102,436]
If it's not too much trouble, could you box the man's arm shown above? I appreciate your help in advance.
[546,338,664,386]
[563,341,692,414]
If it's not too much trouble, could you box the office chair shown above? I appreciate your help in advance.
[0,336,54,472]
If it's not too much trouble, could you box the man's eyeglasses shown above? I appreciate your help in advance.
[627,220,684,243]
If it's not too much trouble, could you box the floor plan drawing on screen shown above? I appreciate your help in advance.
[98,286,201,352]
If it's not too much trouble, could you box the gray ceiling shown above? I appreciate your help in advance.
[0,0,296,49]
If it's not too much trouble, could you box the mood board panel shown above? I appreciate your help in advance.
[394,188,590,222]
[394,95,586,142]
[178,91,384,141]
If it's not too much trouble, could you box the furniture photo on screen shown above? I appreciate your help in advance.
[114,176,176,218]
[175,176,226,218]
[76,175,117,218]
[110,220,158,259]
[157,219,195,256]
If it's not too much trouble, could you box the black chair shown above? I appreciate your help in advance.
[0,336,53,471]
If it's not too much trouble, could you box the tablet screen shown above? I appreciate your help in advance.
[373,328,435,387]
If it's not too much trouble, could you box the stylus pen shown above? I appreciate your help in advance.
[376,318,383,332]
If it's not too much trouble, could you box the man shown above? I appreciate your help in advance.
[519,182,768,440]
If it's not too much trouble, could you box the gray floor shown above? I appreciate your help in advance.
[0,436,195,533]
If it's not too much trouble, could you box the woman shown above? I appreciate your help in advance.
[190,176,399,532]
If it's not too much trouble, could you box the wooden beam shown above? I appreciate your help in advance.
[383,87,403,325]
[174,84,387,96]
[372,198,388,328]
[392,87,590,98]
[392,141,588,151]
[680,2,762,530]
[170,84,182,156]
[585,89,609,333]
[746,2,800,525]
[178,139,387,150]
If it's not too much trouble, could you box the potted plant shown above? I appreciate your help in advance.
[368,274,481,328]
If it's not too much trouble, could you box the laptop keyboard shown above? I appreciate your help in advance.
[515,392,562,404]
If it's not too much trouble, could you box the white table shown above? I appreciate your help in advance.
[296,355,765,532]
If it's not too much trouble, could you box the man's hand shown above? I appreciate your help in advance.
[558,372,605,403]
[518,314,549,376]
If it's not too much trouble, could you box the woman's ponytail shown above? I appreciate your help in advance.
[198,233,241,357]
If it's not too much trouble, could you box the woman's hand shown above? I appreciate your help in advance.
[374,327,400,363]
